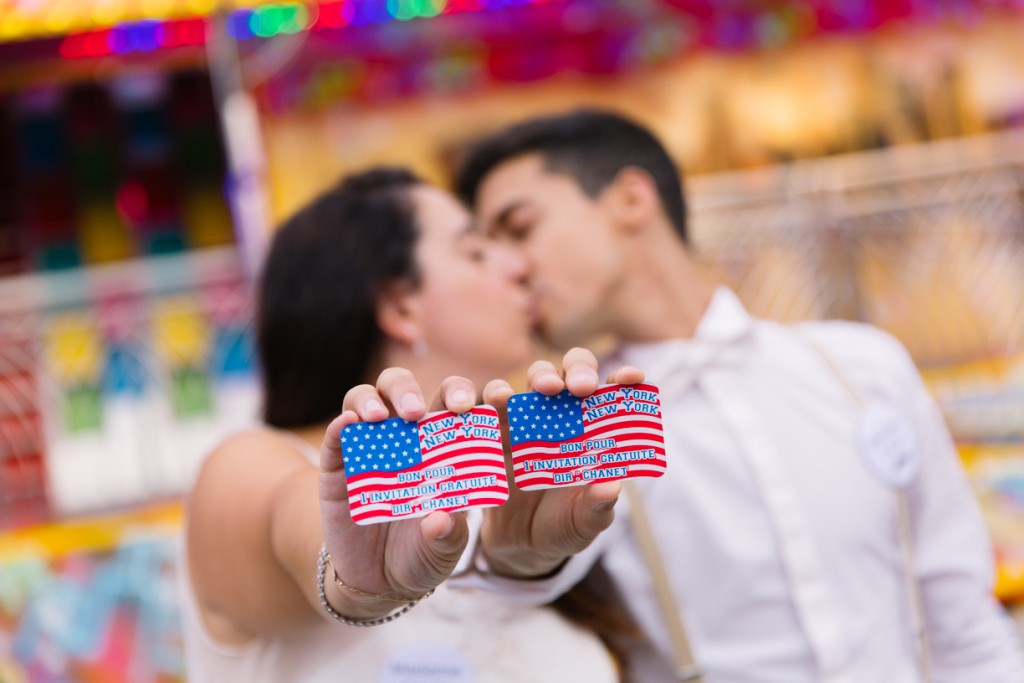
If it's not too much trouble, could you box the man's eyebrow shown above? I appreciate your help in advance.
[492,200,529,228]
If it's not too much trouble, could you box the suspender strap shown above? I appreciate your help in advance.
[799,332,933,683]
[621,329,931,682]
[624,481,704,683]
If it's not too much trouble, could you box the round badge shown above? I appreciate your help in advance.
[377,642,476,683]
[855,400,920,490]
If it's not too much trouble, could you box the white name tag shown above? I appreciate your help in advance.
[855,401,920,490]
[378,642,476,683]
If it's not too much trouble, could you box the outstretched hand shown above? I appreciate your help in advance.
[480,347,645,579]
[319,370,479,618]
[322,349,644,609]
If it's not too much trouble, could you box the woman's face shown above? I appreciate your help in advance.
[407,185,536,378]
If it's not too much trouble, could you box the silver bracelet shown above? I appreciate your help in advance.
[316,544,433,627]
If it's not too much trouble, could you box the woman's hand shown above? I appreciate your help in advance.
[479,347,645,579]
[319,370,479,618]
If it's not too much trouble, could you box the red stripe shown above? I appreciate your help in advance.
[583,414,664,431]
[511,438,666,457]
[346,449,504,485]
[351,484,510,500]
[509,422,661,452]
[348,457,505,486]
[351,495,509,524]
[346,437,503,464]
[349,485,507,506]
[512,445,666,469]
[349,485,511,506]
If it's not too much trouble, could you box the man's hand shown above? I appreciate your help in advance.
[480,347,644,579]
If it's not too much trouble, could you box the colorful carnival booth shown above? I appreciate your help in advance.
[1,1,1023,681]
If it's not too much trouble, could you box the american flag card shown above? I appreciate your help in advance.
[508,383,666,490]
[341,405,509,526]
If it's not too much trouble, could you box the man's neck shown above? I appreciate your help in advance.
[606,237,717,345]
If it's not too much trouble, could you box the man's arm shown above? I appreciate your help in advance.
[450,352,642,603]
[452,523,613,606]
[894,342,1024,681]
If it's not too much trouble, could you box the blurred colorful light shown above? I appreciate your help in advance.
[55,0,567,58]
[0,0,874,45]
[115,181,150,226]
[315,1,356,29]
[59,15,210,58]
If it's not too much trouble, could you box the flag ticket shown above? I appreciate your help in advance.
[508,383,667,490]
[341,405,509,525]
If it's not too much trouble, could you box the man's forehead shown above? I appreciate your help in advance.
[475,154,557,224]
[477,153,545,197]
[488,171,547,202]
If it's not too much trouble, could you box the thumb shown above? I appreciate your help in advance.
[572,481,621,542]
[392,511,470,594]
[421,511,469,558]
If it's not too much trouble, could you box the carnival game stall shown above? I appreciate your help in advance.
[0,2,1023,681]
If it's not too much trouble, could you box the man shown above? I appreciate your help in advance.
[453,109,1024,682]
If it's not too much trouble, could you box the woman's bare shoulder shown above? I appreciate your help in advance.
[200,429,313,477]
[189,429,317,527]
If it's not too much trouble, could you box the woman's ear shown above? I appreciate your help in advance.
[603,166,661,234]
[376,282,422,346]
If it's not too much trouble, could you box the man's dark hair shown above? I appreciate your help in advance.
[257,167,421,428]
[456,108,688,242]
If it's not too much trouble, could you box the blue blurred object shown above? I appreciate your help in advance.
[104,344,147,397]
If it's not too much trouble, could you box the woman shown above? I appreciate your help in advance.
[182,168,636,682]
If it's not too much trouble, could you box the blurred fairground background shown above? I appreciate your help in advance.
[1,1,1023,680]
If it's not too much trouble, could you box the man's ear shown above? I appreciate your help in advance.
[602,166,661,234]
[376,282,422,346]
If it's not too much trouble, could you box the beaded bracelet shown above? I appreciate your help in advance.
[316,544,434,627]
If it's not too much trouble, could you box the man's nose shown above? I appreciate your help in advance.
[495,244,531,284]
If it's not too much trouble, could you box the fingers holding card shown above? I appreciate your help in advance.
[341,406,509,525]
[341,382,665,523]
[507,383,666,490]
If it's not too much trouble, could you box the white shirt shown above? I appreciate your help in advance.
[459,288,1024,683]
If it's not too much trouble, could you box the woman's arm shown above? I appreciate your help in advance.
[187,406,470,642]
[187,431,324,641]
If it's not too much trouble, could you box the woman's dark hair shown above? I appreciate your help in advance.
[258,167,422,428]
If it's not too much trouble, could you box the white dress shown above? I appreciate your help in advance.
[178,431,619,683]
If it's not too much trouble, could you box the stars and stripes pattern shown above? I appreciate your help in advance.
[508,383,667,490]
[342,406,508,525]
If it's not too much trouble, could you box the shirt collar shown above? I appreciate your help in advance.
[608,287,755,390]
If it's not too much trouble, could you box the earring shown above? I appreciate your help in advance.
[411,339,428,358]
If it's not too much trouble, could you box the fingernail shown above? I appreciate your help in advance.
[400,392,424,413]
[366,400,386,416]
[451,389,471,405]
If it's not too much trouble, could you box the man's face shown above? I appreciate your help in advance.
[474,153,623,349]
